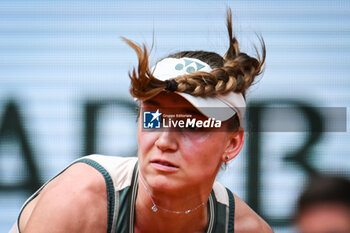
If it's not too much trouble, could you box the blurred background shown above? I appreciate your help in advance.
[1,0,350,232]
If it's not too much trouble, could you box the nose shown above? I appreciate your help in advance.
[155,131,178,152]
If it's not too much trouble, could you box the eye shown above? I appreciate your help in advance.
[181,124,212,141]
[186,123,209,133]
[187,124,199,131]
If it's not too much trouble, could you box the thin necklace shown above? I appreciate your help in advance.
[139,173,207,214]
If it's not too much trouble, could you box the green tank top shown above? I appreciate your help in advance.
[14,154,235,233]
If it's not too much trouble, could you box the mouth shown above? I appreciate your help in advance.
[150,159,179,172]
[151,160,179,168]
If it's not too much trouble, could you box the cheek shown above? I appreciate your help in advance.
[137,122,157,155]
[180,133,226,162]
[182,131,211,143]
[180,136,200,160]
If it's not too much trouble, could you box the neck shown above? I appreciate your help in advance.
[134,175,212,233]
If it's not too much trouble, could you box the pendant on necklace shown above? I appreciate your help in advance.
[152,205,158,212]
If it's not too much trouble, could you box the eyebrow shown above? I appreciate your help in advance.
[186,109,205,117]
[143,99,206,117]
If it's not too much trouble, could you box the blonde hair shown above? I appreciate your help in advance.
[123,8,266,101]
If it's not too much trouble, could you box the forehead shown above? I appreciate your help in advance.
[142,92,204,116]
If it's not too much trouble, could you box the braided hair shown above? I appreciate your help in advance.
[123,8,266,102]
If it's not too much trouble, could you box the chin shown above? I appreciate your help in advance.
[148,173,181,192]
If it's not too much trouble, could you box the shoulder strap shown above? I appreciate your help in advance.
[226,188,235,233]
[76,158,115,233]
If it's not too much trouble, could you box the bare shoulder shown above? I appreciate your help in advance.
[234,194,274,233]
[21,162,107,233]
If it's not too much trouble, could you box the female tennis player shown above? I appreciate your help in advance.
[10,9,273,233]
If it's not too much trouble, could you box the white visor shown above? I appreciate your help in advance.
[152,57,246,122]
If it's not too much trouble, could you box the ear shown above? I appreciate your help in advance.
[222,128,244,162]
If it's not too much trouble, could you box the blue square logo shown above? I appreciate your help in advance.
[143,110,162,129]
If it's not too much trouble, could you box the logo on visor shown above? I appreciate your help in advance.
[143,109,162,129]
[175,59,206,74]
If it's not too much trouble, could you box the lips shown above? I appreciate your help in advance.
[150,159,179,172]
[151,159,179,168]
